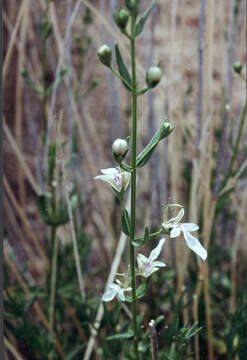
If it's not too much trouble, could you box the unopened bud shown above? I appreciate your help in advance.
[160,122,174,138]
[97,45,112,67]
[146,66,162,88]
[112,138,128,157]
[125,0,140,15]
[233,61,243,74]
[113,9,130,31]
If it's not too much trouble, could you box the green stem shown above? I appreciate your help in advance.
[134,229,163,242]
[220,101,247,192]
[42,37,47,140]
[129,14,139,360]
[49,225,58,332]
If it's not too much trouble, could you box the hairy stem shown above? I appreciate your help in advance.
[129,14,139,359]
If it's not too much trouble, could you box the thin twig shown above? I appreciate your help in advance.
[4,337,24,360]
[57,114,86,302]
[196,0,207,151]
[149,319,158,360]
[214,0,236,195]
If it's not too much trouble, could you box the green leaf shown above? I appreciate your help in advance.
[37,194,53,225]
[39,19,53,40]
[115,42,132,90]
[135,0,156,37]
[122,208,131,236]
[125,281,147,302]
[47,142,56,184]
[136,118,174,167]
[132,226,149,247]
[107,330,134,341]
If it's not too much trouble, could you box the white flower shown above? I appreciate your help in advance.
[162,205,207,261]
[137,238,166,278]
[102,280,131,302]
[94,167,131,192]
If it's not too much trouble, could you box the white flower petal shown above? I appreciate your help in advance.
[182,230,207,261]
[102,288,117,302]
[181,223,199,232]
[137,254,148,271]
[170,227,181,238]
[117,289,126,302]
[168,207,184,226]
[149,238,166,262]
[152,261,166,268]
[125,287,132,292]
[144,267,159,278]
[109,283,121,292]
[101,168,117,175]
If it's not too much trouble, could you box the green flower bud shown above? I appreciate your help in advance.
[146,66,162,88]
[233,61,243,74]
[125,0,140,15]
[112,138,128,157]
[97,45,112,67]
[113,9,130,31]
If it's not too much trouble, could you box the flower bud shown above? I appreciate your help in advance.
[233,61,243,74]
[125,0,140,15]
[113,9,130,31]
[112,139,128,163]
[97,44,112,67]
[112,138,128,156]
[146,66,162,88]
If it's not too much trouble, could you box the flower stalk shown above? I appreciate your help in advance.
[95,1,207,358]
[129,12,139,359]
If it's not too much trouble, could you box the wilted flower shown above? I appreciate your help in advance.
[137,238,166,278]
[94,167,131,192]
[102,280,131,302]
[162,205,207,261]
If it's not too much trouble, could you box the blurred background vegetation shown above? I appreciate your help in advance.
[3,0,247,359]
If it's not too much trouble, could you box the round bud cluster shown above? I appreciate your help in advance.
[112,138,128,157]
[97,44,112,67]
[146,66,162,88]
[113,9,130,31]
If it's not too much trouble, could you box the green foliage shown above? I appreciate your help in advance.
[115,42,133,91]
[135,0,156,37]
[122,207,131,236]
[136,118,174,167]
[226,294,247,359]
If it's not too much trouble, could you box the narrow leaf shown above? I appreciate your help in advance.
[132,226,149,247]
[136,118,174,167]
[107,330,134,341]
[115,42,132,90]
[122,208,131,236]
[125,281,147,302]
[135,0,156,37]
